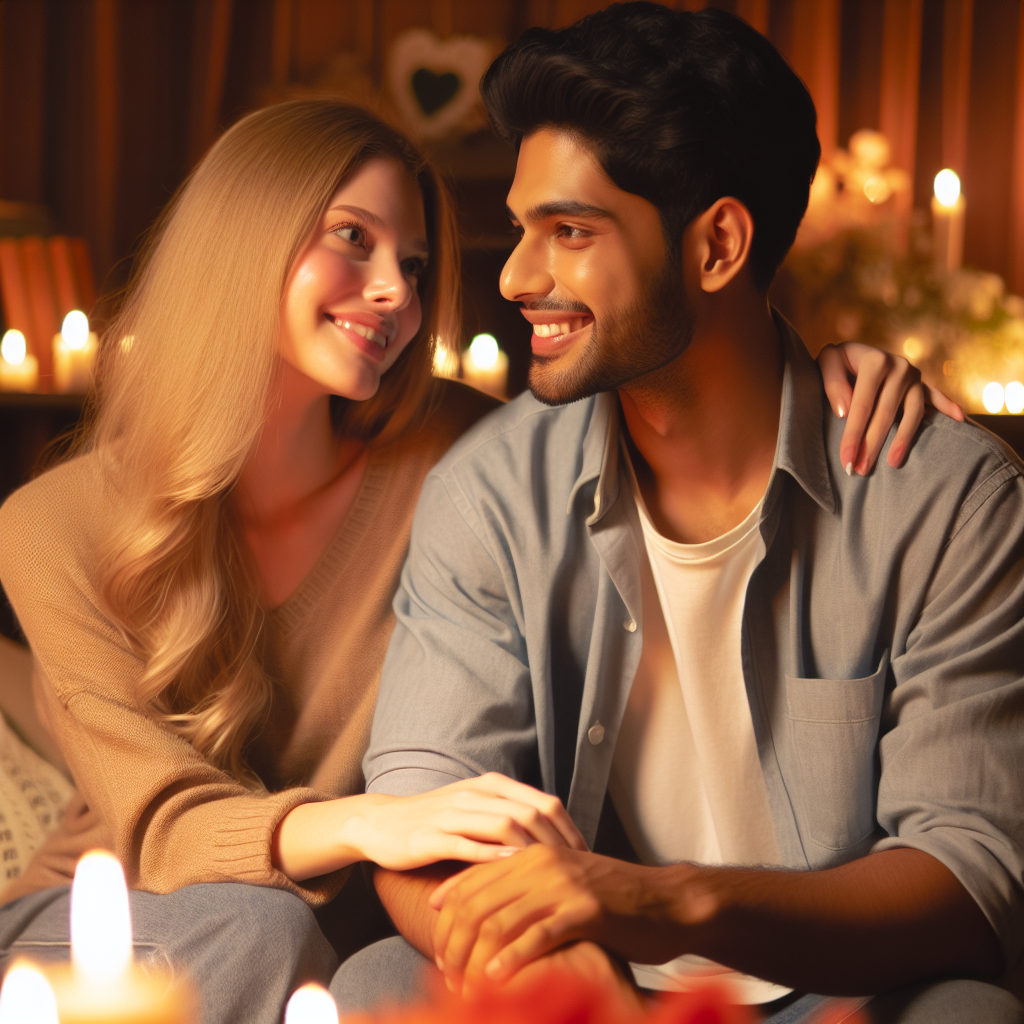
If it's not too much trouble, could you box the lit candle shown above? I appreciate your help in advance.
[44,850,197,1024]
[285,984,339,1024]
[0,329,39,392]
[53,309,98,394]
[461,333,508,399]
[982,382,1005,414]
[0,960,59,1024]
[932,169,965,274]
[1005,381,1024,414]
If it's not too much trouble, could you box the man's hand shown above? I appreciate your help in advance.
[427,845,1003,996]
[428,845,693,988]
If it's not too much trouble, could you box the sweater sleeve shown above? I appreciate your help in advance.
[0,459,347,905]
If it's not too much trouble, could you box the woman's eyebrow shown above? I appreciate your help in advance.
[326,204,386,229]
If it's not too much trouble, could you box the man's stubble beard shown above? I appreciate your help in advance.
[527,254,696,407]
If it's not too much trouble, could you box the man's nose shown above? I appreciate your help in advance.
[500,237,554,303]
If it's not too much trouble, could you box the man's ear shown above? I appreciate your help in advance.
[687,197,755,294]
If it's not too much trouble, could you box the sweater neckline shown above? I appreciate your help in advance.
[267,449,391,634]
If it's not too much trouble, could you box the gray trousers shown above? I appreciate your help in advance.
[333,936,1024,1024]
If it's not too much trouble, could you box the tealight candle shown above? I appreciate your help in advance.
[932,169,965,274]
[53,310,98,394]
[461,333,508,399]
[285,983,340,1024]
[0,960,59,1024]
[0,330,39,392]
[44,851,197,1024]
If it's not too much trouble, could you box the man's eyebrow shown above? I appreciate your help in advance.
[506,201,614,222]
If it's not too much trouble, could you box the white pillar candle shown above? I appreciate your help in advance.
[44,850,197,1024]
[461,333,508,400]
[932,169,965,274]
[53,310,98,394]
[0,330,39,393]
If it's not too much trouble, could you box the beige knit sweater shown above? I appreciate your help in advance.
[0,381,495,907]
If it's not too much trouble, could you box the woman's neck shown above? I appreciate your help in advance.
[234,360,368,607]
[236,360,364,529]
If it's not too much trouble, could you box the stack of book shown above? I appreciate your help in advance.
[0,236,95,394]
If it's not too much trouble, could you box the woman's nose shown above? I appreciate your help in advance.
[364,252,412,309]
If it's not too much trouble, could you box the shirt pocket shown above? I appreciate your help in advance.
[785,650,889,853]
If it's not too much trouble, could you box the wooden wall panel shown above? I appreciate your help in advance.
[879,0,923,184]
[1011,0,1024,296]
[0,1,47,203]
[293,0,363,80]
[941,0,972,175]
[788,0,841,159]
[963,0,1019,282]
[838,0,883,145]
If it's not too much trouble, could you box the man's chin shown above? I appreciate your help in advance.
[527,358,593,406]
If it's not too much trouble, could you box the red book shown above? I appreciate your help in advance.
[20,236,58,388]
[47,236,79,319]
[0,238,34,347]
[69,238,96,313]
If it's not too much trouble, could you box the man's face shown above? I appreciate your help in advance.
[502,129,694,405]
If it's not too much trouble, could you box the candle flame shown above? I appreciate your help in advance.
[982,382,1005,414]
[61,310,90,351]
[71,850,133,984]
[933,169,961,208]
[1,330,26,367]
[284,984,339,1024]
[0,961,59,1024]
[1005,381,1024,415]
[468,333,500,371]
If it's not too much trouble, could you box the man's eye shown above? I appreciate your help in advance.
[557,225,587,239]
[333,224,366,246]
[403,258,427,278]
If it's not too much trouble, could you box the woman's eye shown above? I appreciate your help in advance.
[333,224,366,247]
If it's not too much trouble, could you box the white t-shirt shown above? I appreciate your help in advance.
[608,454,791,1004]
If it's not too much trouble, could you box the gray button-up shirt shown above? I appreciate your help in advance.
[365,317,1024,964]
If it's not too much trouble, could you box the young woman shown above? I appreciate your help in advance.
[0,100,953,1022]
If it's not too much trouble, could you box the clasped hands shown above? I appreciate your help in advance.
[427,828,706,996]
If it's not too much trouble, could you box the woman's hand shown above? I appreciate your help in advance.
[817,342,964,475]
[272,773,587,881]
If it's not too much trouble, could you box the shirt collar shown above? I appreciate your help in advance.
[569,309,836,524]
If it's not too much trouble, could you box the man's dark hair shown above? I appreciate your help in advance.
[481,2,820,289]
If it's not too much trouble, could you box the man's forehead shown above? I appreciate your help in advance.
[507,128,615,215]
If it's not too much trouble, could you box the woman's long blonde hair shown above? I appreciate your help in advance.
[90,101,460,781]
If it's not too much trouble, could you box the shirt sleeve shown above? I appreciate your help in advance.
[872,468,1024,967]
[364,468,540,797]
[0,471,348,906]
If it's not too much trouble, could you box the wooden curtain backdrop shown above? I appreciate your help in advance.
[0,0,1021,302]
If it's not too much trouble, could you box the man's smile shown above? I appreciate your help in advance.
[520,310,595,356]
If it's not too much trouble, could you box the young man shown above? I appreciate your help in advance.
[345,6,1024,1021]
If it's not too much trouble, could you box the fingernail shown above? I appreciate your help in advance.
[845,461,853,476]
[498,847,517,858]
[837,404,845,418]
[435,957,444,971]
[485,958,504,980]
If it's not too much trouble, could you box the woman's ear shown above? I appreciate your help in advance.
[687,197,755,294]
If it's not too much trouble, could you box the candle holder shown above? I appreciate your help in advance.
[0,330,40,393]
[461,333,508,399]
[931,169,965,275]
[52,310,98,394]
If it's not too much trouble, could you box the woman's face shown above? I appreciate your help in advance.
[280,157,429,401]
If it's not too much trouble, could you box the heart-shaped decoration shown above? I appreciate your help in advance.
[411,68,461,116]
[388,29,492,141]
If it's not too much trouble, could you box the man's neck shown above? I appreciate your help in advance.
[618,299,783,544]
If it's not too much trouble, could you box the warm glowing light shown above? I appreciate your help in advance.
[1,330,26,366]
[0,961,59,1024]
[862,175,892,204]
[1005,381,1024,414]
[284,984,339,1024]
[432,338,459,378]
[982,382,1005,414]
[933,169,961,208]
[468,333,499,370]
[902,336,924,361]
[71,850,133,984]
[61,310,90,351]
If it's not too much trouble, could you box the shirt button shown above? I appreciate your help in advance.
[624,619,636,632]
[588,722,605,745]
